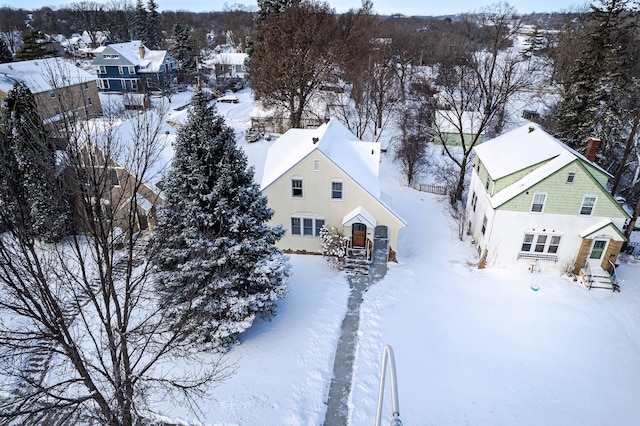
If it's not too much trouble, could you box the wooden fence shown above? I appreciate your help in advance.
[410,182,448,195]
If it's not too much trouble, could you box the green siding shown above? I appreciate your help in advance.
[436,132,484,146]
[473,157,495,195]
[583,162,610,186]
[497,161,626,217]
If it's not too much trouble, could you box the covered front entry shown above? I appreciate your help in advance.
[342,206,377,259]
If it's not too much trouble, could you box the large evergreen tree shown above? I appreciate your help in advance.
[0,37,12,63]
[132,0,148,43]
[146,0,162,49]
[1,82,70,241]
[171,23,199,84]
[554,0,639,161]
[14,30,52,60]
[154,89,290,351]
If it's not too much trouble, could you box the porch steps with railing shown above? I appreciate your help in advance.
[345,247,370,275]
[580,263,620,292]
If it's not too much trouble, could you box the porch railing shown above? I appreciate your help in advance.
[608,260,621,292]
[583,261,593,290]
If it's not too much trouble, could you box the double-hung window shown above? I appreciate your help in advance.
[580,196,597,215]
[331,181,343,200]
[471,192,477,212]
[521,233,562,254]
[531,193,546,213]
[291,179,303,198]
[481,215,488,235]
[291,217,324,237]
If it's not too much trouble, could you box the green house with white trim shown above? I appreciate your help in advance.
[466,124,629,289]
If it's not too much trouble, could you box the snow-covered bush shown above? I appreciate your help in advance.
[320,225,349,269]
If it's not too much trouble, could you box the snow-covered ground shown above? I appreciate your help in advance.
[136,87,640,425]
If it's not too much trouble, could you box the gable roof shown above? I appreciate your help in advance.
[474,123,609,181]
[0,57,96,95]
[208,52,248,67]
[478,125,628,218]
[92,41,171,73]
[260,118,380,197]
[580,219,628,241]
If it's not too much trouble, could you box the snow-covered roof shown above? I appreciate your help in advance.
[435,110,485,135]
[92,41,171,73]
[0,57,97,94]
[342,207,377,229]
[480,124,613,209]
[260,118,381,198]
[76,111,176,194]
[206,52,248,66]
[579,219,627,241]
[475,123,608,180]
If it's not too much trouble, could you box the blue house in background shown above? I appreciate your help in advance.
[92,41,177,95]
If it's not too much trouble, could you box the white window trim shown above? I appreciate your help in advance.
[313,159,320,171]
[530,192,547,213]
[291,178,303,198]
[520,233,562,254]
[579,195,597,216]
[99,65,106,74]
[471,192,477,212]
[118,66,124,74]
[128,66,135,74]
[331,180,343,200]
[290,216,325,237]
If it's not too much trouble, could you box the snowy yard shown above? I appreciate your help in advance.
[146,88,640,425]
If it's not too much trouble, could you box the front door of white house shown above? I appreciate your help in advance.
[587,239,609,270]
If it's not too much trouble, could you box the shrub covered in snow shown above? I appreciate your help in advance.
[320,225,349,269]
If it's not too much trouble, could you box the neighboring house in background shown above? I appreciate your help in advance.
[207,52,248,80]
[61,110,175,234]
[466,124,629,290]
[433,110,484,145]
[0,57,103,128]
[92,41,177,95]
[261,118,406,261]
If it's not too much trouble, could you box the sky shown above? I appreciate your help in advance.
[11,0,587,16]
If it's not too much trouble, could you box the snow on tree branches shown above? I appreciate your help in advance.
[153,89,290,351]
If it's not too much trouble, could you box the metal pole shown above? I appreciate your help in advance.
[375,345,402,426]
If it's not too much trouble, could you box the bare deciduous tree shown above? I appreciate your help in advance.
[249,0,339,129]
[0,64,233,425]
[415,2,537,203]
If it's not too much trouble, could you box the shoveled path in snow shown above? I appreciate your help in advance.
[323,234,389,425]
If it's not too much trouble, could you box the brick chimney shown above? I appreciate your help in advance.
[138,45,145,59]
[585,137,601,162]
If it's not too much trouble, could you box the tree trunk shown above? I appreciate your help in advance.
[452,157,468,204]
[625,196,640,241]
[611,109,640,195]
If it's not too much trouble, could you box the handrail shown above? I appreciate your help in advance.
[583,261,592,290]
[608,260,617,284]
[375,345,403,426]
